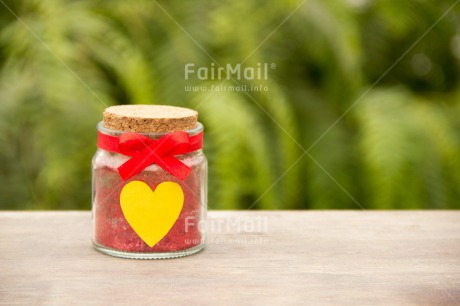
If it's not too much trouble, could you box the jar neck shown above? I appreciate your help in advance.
[96,121,204,139]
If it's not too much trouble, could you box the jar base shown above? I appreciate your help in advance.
[92,242,205,259]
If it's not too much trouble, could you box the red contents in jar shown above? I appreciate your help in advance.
[93,155,204,253]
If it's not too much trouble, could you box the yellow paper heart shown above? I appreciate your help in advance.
[120,181,184,247]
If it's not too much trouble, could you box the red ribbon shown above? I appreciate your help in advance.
[97,131,203,181]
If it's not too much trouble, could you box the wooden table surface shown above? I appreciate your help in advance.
[0,211,459,305]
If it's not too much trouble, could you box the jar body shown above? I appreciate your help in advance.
[92,126,207,259]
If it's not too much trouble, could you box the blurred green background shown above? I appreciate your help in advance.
[0,0,459,210]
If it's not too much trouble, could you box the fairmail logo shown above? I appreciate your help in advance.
[184,63,275,81]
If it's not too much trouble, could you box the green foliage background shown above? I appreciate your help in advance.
[0,0,459,210]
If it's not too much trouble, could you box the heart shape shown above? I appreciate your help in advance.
[120,181,184,247]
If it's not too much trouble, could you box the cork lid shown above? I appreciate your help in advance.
[103,105,198,133]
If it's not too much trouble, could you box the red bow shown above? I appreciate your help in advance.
[97,131,203,181]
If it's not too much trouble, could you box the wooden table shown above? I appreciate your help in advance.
[0,211,459,305]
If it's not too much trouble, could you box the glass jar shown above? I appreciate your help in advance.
[92,120,207,259]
